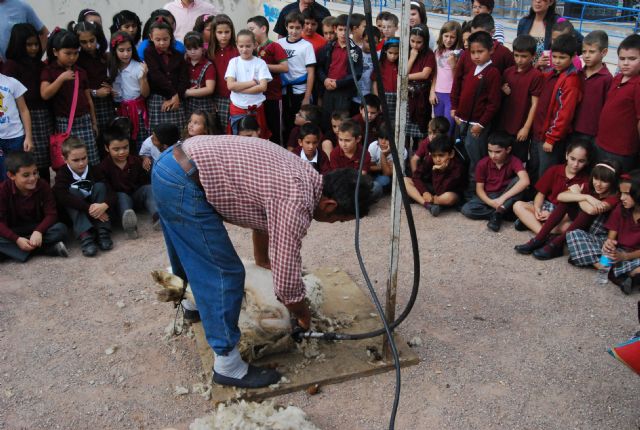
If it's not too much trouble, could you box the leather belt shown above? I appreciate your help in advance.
[172,144,203,190]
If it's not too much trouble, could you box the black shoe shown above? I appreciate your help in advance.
[533,243,563,260]
[429,204,441,217]
[45,241,69,258]
[213,364,281,388]
[487,212,502,232]
[619,275,640,295]
[183,308,201,323]
[97,228,113,251]
[80,236,98,257]
[514,219,527,231]
[514,238,545,255]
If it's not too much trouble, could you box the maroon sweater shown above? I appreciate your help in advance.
[0,179,58,242]
[98,155,150,195]
[451,63,502,127]
[76,51,109,90]
[144,45,190,100]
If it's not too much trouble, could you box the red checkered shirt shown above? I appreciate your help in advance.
[182,135,323,304]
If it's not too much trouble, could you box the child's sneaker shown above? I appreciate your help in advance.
[429,204,441,217]
[97,227,113,251]
[45,241,69,258]
[122,209,138,239]
[487,211,503,232]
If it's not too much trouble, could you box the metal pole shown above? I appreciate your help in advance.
[383,0,411,360]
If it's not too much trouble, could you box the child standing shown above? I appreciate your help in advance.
[430,21,463,133]
[322,16,337,44]
[377,12,399,52]
[0,71,32,181]
[352,26,380,113]
[277,12,316,145]
[372,38,400,122]
[183,31,215,118]
[71,21,114,135]
[40,29,100,166]
[572,30,612,145]
[498,35,543,163]
[0,152,68,262]
[293,123,330,174]
[109,10,142,45]
[145,18,189,131]
[3,24,51,181]
[301,10,327,55]
[595,34,640,173]
[352,94,382,145]
[225,30,272,137]
[208,14,239,133]
[109,31,150,151]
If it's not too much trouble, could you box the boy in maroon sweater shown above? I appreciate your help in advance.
[0,152,68,262]
[530,34,582,183]
[98,127,158,239]
[595,33,640,173]
[455,13,514,76]
[329,119,371,174]
[292,123,330,174]
[351,94,382,145]
[573,30,612,145]
[498,35,543,163]
[450,31,502,189]
[286,104,323,151]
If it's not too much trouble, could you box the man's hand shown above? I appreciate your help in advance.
[285,300,311,330]
[29,231,43,248]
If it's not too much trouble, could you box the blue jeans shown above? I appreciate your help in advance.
[151,147,245,355]
[116,185,157,221]
[0,135,25,180]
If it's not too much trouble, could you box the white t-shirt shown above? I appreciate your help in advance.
[225,56,272,108]
[0,73,26,139]
[368,140,407,165]
[112,60,145,102]
[139,136,161,161]
[276,37,316,95]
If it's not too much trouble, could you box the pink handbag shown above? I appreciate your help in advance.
[49,71,79,170]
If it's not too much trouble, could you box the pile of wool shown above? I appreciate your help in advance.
[189,400,320,430]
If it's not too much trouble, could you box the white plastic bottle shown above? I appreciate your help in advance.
[596,254,612,285]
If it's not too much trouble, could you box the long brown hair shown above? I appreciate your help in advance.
[436,21,462,54]
[207,14,236,59]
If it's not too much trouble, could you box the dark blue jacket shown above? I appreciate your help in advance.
[316,39,363,94]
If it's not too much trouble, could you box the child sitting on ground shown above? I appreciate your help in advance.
[139,123,181,172]
[286,104,322,150]
[237,115,261,137]
[368,123,406,198]
[461,132,530,232]
[329,119,371,175]
[321,110,350,157]
[352,94,382,145]
[405,134,466,217]
[0,152,68,262]
[293,123,330,174]
[410,116,451,175]
[53,136,115,257]
[98,126,158,239]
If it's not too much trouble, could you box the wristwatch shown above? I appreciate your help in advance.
[91,89,98,97]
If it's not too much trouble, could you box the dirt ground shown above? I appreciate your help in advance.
[1,197,639,429]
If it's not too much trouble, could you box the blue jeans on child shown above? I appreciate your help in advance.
[0,222,67,262]
[151,147,245,355]
[0,135,25,180]
[116,185,157,222]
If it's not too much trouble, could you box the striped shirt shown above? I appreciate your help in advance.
[182,135,323,304]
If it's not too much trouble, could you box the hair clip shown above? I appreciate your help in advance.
[156,16,166,23]
[410,1,422,6]
[557,17,567,23]
[83,9,98,16]
[621,173,631,180]
[384,38,400,46]
[111,34,126,48]
[203,14,211,21]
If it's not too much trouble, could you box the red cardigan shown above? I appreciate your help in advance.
[539,65,583,146]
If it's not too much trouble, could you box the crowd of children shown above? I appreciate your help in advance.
[0,6,639,294]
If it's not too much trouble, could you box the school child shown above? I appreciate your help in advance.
[293,123,330,174]
[0,152,68,262]
[450,31,502,187]
[109,31,150,151]
[277,12,316,145]
[516,160,620,259]
[317,14,363,132]
[98,126,158,239]
[498,34,543,163]
[40,29,100,166]
[225,30,272,137]
[247,16,288,146]
[182,110,215,140]
[461,21,472,50]
[52,136,115,257]
[77,8,102,26]
[237,115,261,137]
[207,14,239,133]
[140,123,180,171]
[144,17,190,131]
[567,171,640,294]
[368,122,406,198]
[405,134,466,217]
[3,23,52,181]
[321,110,350,157]
[193,13,215,50]
[71,21,114,135]
[371,38,400,123]
[410,116,451,174]
[376,12,399,52]
[430,21,463,133]
[513,138,591,233]
[405,24,436,147]
[594,34,640,173]
[352,94,382,145]
[183,31,215,118]
[471,0,504,43]
[0,71,32,181]
[138,10,186,62]
[353,26,380,113]
[461,132,530,232]
[465,14,515,74]
[286,104,322,150]
[536,19,583,71]
[572,30,612,145]
[349,13,367,49]
[530,33,582,183]
[329,119,371,175]
[301,10,327,55]
[109,10,142,45]
[321,16,337,44]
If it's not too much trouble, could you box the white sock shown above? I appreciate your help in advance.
[214,346,249,379]
[181,299,198,311]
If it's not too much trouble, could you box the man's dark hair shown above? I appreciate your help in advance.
[300,104,323,124]
[299,123,321,140]
[467,30,493,51]
[349,13,366,30]
[102,126,130,148]
[335,14,349,28]
[285,11,305,27]
[488,131,513,149]
[248,15,269,33]
[618,33,640,54]
[470,13,494,32]
[6,151,36,174]
[362,93,381,110]
[512,34,537,55]
[322,168,373,216]
[153,123,181,148]
[428,135,454,153]
[551,33,579,57]
[429,116,450,136]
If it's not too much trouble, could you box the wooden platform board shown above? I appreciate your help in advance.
[191,267,420,404]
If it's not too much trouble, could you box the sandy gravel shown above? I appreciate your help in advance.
[1,199,639,429]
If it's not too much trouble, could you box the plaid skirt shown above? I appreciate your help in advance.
[214,95,230,132]
[31,108,54,168]
[56,114,99,165]
[133,110,150,153]
[405,114,427,139]
[148,93,186,130]
[566,215,608,267]
[92,96,115,132]
[185,96,215,119]
[384,92,397,123]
